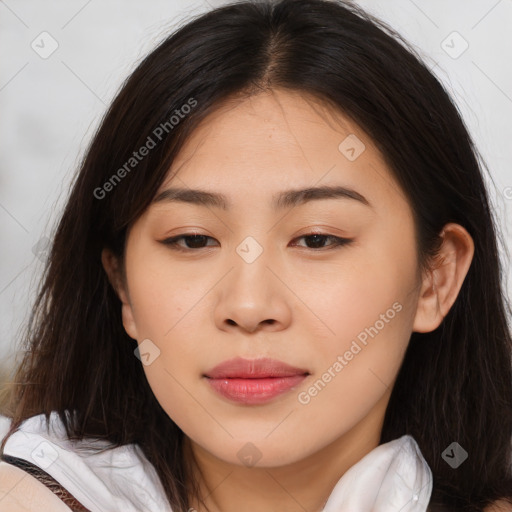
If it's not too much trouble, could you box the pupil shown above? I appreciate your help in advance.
[307,234,325,248]
[187,235,206,248]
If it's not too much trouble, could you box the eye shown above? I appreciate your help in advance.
[291,233,353,250]
[160,232,353,252]
[160,234,218,251]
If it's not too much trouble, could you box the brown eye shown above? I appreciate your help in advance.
[161,234,218,251]
[291,234,353,250]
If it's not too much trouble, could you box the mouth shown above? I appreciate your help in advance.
[203,357,310,405]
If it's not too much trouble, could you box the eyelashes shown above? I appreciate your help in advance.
[159,232,353,253]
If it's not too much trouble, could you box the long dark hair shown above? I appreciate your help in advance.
[2,0,511,510]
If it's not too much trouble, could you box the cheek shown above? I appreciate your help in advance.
[299,255,415,359]
[297,220,419,396]
[126,247,207,338]
[294,281,413,446]
[125,249,211,397]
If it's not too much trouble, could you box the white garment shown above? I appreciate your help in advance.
[1,412,433,512]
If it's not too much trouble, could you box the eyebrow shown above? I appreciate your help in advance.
[152,185,372,210]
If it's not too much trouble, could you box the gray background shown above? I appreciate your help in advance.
[1,0,511,406]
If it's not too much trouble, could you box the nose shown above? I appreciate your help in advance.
[213,249,292,334]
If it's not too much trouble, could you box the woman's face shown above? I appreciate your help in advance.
[111,88,425,467]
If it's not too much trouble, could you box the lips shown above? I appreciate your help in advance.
[204,357,309,405]
[204,357,309,379]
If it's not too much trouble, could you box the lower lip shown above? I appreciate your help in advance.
[206,375,308,405]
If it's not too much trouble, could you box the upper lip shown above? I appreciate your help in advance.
[204,357,310,379]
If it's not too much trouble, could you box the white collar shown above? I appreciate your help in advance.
[322,435,432,511]
[1,414,432,511]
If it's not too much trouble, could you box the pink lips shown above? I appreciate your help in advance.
[204,357,309,405]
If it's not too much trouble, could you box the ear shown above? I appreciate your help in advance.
[412,223,475,333]
[101,248,139,340]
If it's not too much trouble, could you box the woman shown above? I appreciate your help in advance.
[1,0,511,510]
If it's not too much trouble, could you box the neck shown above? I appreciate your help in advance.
[184,390,391,512]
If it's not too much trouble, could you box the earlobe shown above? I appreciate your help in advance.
[120,303,139,341]
[412,223,475,333]
[101,248,139,340]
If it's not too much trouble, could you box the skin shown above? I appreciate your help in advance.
[0,462,71,511]
[102,88,475,512]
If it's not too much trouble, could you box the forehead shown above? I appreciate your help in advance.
[154,88,409,213]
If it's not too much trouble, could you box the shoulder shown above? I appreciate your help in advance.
[1,412,172,511]
[484,500,512,512]
[0,461,70,511]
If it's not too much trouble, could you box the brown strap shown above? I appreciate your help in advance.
[1,454,92,512]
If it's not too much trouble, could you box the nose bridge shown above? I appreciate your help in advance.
[229,233,273,293]
[212,231,292,332]
[235,234,267,267]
